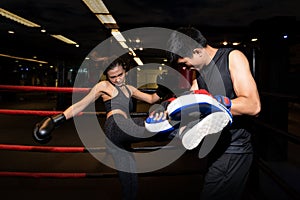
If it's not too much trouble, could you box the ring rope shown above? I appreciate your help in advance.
[0,85,90,93]
[0,109,63,116]
[0,143,176,153]
[0,171,116,178]
[0,86,191,179]
[0,144,89,152]
[0,85,156,94]
[0,170,201,178]
[0,109,148,117]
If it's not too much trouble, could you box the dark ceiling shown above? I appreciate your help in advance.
[0,0,299,67]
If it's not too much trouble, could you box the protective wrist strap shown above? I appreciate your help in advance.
[52,113,66,127]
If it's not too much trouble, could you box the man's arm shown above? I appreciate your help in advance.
[229,50,261,116]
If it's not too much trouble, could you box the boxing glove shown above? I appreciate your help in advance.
[145,97,177,133]
[156,72,173,98]
[180,89,211,96]
[155,84,169,99]
[214,95,232,109]
[188,89,231,110]
[187,89,231,109]
[33,113,66,143]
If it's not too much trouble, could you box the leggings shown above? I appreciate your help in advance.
[104,114,165,200]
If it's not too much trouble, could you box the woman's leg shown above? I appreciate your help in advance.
[104,115,146,200]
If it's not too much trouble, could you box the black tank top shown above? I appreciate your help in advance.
[104,85,134,115]
[196,48,253,153]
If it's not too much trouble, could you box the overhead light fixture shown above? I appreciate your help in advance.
[50,35,78,45]
[82,0,109,13]
[119,41,129,49]
[222,41,228,46]
[82,0,119,29]
[96,14,116,24]
[0,8,40,27]
[133,57,143,66]
[128,48,136,57]
[111,29,126,42]
[232,42,240,46]
[0,53,48,64]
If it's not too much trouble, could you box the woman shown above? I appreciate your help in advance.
[33,57,166,200]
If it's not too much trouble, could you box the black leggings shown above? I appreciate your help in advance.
[104,114,167,200]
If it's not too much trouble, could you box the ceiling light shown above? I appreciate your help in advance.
[0,8,40,27]
[111,29,126,42]
[222,41,228,45]
[119,41,129,49]
[232,42,240,46]
[0,53,48,64]
[96,14,116,24]
[82,0,109,13]
[133,57,143,66]
[128,48,136,57]
[50,35,77,44]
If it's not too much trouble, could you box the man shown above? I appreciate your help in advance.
[167,27,261,200]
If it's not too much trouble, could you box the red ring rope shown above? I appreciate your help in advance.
[0,109,107,116]
[0,143,175,153]
[0,85,182,179]
[0,109,147,117]
[0,144,87,152]
[0,109,63,116]
[0,171,117,178]
[0,171,200,178]
[0,85,90,93]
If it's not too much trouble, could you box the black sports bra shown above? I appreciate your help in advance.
[103,85,133,114]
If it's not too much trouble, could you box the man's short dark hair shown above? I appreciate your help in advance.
[167,27,207,64]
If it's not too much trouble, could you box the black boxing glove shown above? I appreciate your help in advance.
[33,113,66,143]
[149,97,176,117]
[145,97,178,133]
[156,72,173,98]
[156,84,170,98]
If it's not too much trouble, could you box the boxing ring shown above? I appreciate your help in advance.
[1,84,300,200]
[0,84,205,180]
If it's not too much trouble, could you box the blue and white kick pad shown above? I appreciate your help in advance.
[145,94,232,133]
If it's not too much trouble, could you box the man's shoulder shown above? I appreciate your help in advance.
[218,47,235,53]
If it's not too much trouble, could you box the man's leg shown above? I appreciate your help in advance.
[201,153,253,200]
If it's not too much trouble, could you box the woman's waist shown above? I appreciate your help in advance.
[106,109,129,119]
